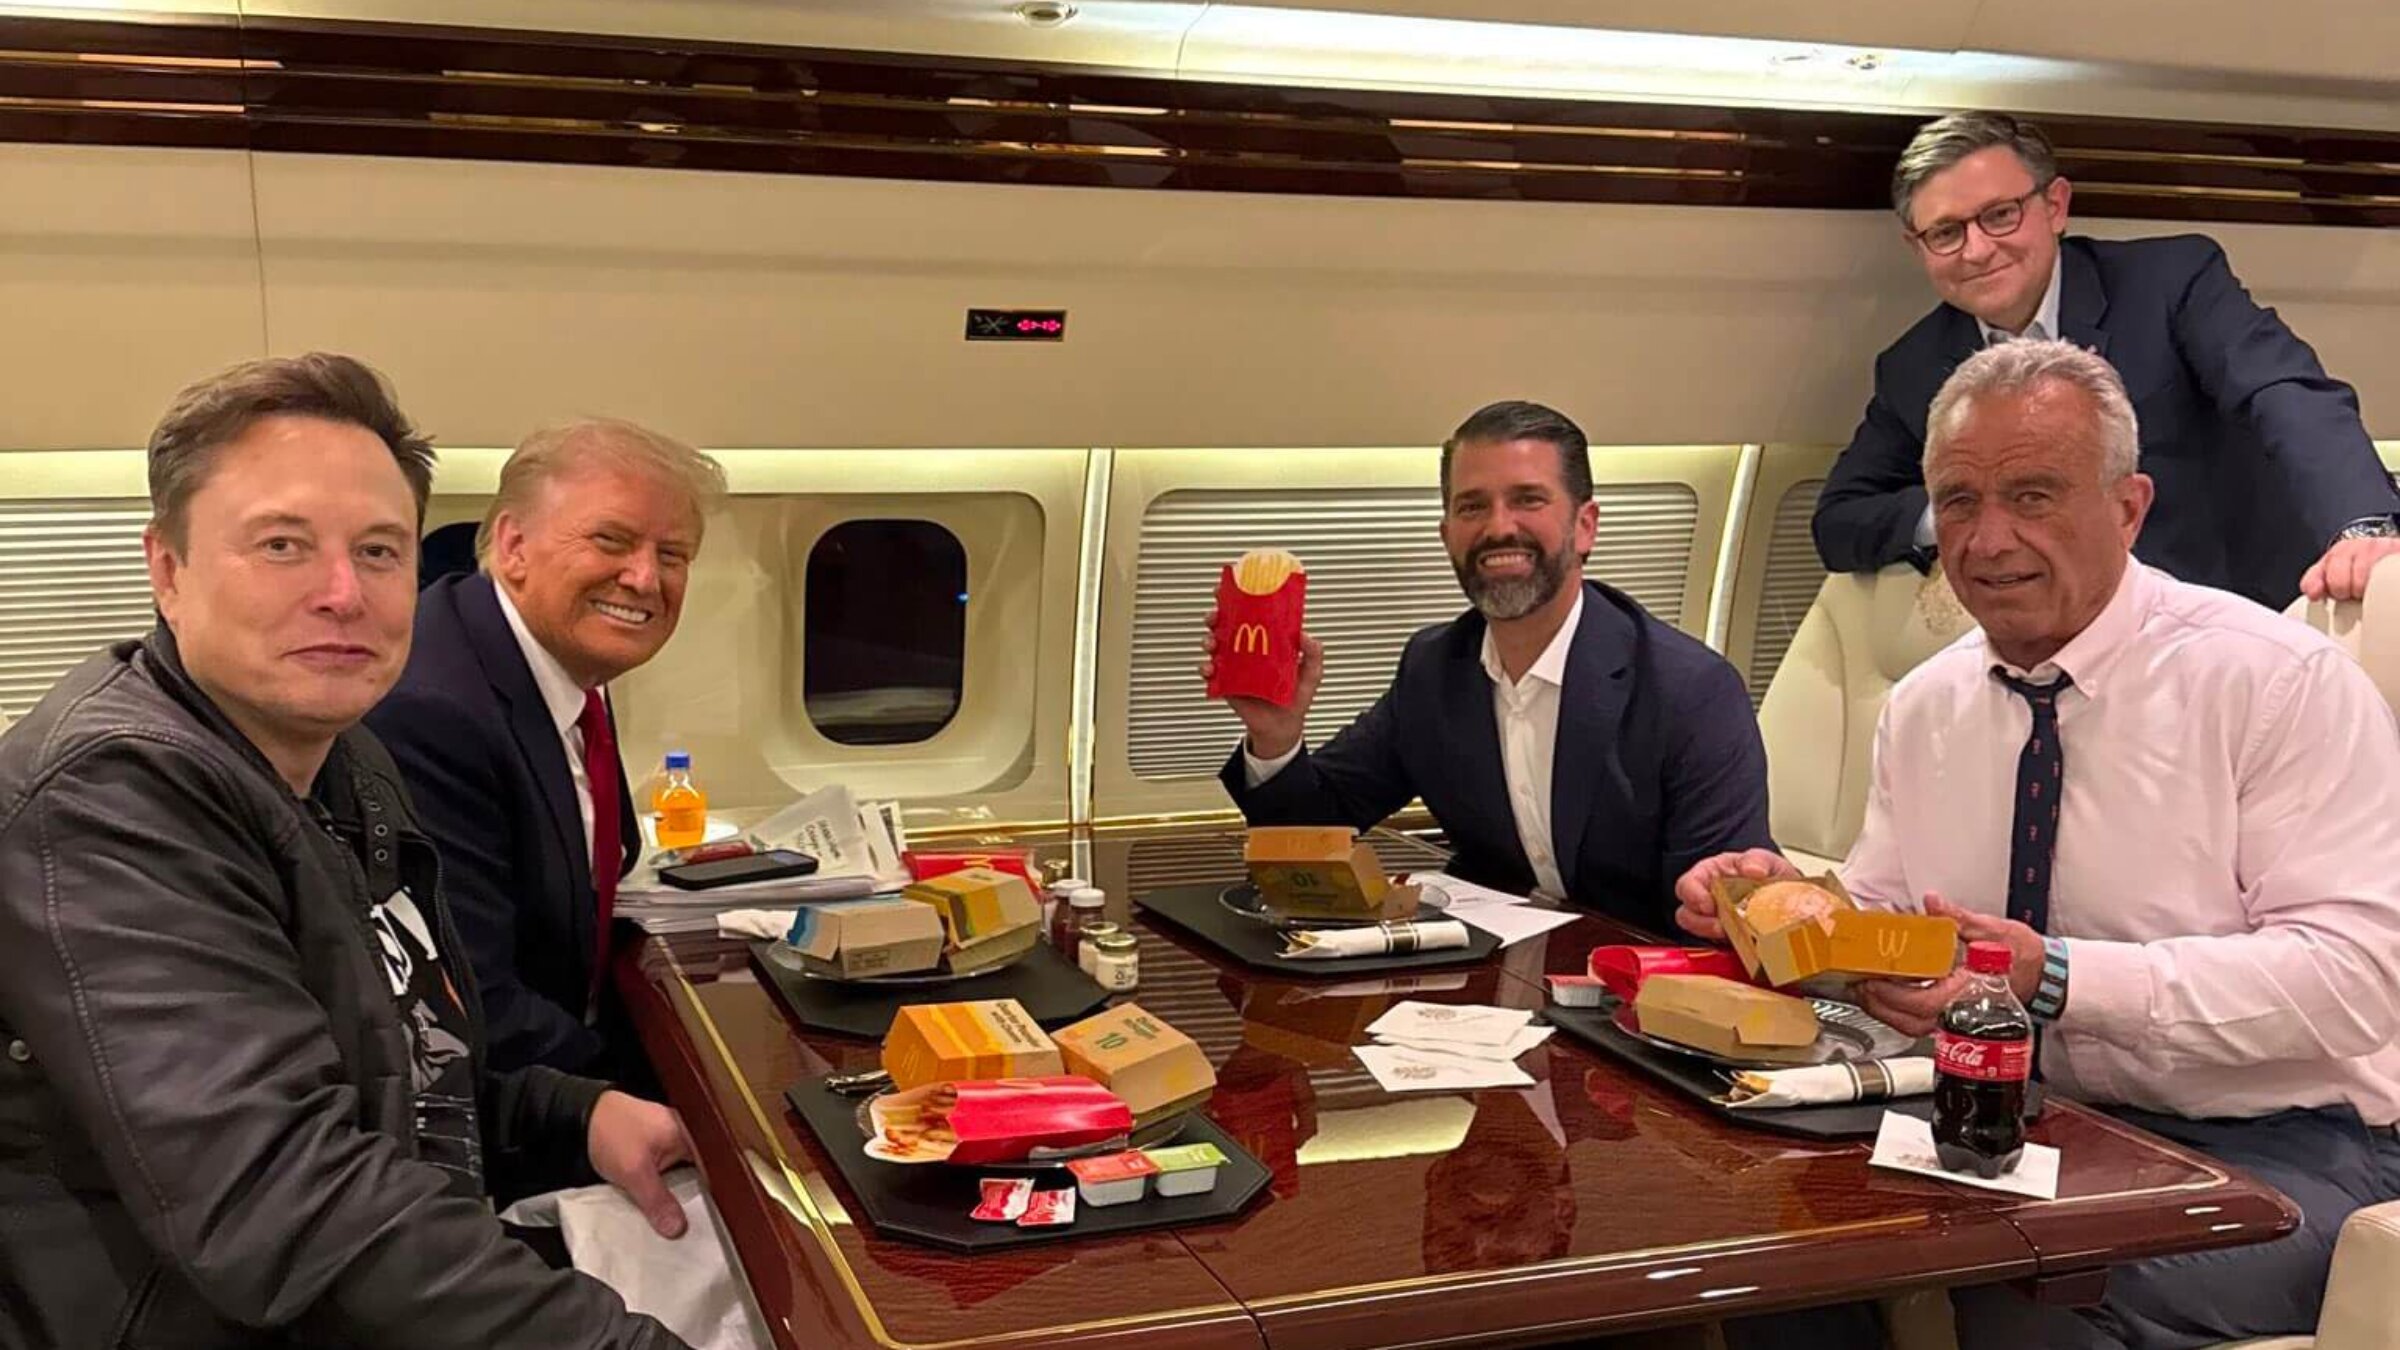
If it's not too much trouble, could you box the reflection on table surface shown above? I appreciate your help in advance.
[617,823,2296,1350]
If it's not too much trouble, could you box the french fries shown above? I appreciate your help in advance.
[1232,548,1304,596]
[874,1083,961,1160]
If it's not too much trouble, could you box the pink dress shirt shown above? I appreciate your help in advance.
[1842,561,2400,1125]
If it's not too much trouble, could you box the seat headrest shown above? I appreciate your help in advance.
[2287,554,2400,712]
[1865,564,1975,681]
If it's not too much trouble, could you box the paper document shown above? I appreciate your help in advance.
[1869,1110,2059,1200]
[1409,872,1579,947]
[751,786,908,886]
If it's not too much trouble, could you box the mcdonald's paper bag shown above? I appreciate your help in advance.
[1207,552,1307,706]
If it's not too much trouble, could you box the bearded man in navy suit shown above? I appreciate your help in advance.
[1206,399,1774,933]
[1813,111,2400,608]
[368,420,724,1078]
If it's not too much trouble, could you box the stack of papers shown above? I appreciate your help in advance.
[1410,873,1580,947]
[620,785,908,935]
[1353,1000,1554,1092]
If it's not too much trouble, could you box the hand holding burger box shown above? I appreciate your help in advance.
[1710,873,1958,987]
[1207,549,1308,706]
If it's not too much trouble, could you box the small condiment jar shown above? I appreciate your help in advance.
[1049,878,1096,953]
[1090,932,1141,992]
[1076,920,1122,977]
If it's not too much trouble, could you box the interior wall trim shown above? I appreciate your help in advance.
[1,11,2395,226]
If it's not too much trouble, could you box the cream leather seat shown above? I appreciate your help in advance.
[1756,562,1974,873]
[2247,553,2400,1350]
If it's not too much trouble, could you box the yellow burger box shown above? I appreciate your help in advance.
[1712,873,1958,987]
[1244,826,1417,922]
[785,897,945,980]
[1633,974,1820,1064]
[901,867,1042,976]
[881,998,1065,1091]
[1052,1003,1217,1127]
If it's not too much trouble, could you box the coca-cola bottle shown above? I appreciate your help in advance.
[1933,940,2032,1179]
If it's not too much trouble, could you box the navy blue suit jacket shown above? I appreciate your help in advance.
[1218,581,1774,933]
[365,573,640,1075]
[1813,234,2398,608]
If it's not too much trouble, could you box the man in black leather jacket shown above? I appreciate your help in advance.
[0,353,694,1348]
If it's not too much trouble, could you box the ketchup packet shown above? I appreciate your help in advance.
[970,1176,1034,1222]
[1017,1188,1077,1228]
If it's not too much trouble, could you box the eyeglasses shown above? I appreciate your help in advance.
[1910,186,2049,256]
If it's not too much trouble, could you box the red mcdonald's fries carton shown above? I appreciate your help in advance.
[902,847,1039,891]
[866,1075,1134,1165]
[1586,945,1754,1002]
[1207,548,1308,707]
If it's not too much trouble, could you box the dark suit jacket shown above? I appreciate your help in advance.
[1219,581,1773,933]
[365,573,640,1076]
[1813,234,2399,608]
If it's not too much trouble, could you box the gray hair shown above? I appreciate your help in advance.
[1892,112,2058,223]
[1925,339,2140,484]
[476,417,727,563]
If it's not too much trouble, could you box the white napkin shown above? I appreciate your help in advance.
[716,909,797,941]
[1720,1057,1936,1110]
[1355,1043,1535,1091]
[1279,919,1472,960]
[1869,1110,2059,1200]
[499,1172,768,1350]
[1364,1000,1533,1049]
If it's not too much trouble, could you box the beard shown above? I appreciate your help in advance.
[1453,533,1571,621]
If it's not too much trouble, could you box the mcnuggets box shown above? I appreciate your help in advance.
[1208,548,1308,706]
[1053,1003,1217,1127]
[785,898,946,980]
[901,867,1043,975]
[1244,826,1416,922]
[1712,874,1958,987]
[903,847,1039,892]
[865,1076,1132,1165]
[882,999,1065,1091]
[1632,974,1820,1064]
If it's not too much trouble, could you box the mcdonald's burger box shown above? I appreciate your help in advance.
[1244,826,1418,923]
[785,897,946,980]
[901,867,1042,976]
[1711,873,1957,987]
[1052,1003,1217,1127]
[882,998,1066,1091]
[1633,974,1821,1064]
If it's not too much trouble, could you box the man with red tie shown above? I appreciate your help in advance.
[369,419,724,1079]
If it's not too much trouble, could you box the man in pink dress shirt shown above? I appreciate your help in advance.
[1676,338,2400,1348]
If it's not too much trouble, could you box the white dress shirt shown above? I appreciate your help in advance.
[494,584,600,862]
[1246,592,1584,901]
[1913,260,2069,547]
[1842,562,2400,1124]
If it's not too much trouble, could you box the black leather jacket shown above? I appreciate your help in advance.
[0,628,684,1349]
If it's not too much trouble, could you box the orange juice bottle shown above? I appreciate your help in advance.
[653,750,708,851]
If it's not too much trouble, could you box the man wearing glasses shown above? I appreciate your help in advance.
[1812,111,2400,607]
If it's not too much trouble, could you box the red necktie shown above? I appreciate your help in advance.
[577,689,622,1010]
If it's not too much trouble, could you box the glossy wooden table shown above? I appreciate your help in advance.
[616,824,2297,1350]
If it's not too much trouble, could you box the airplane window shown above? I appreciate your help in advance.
[804,519,967,745]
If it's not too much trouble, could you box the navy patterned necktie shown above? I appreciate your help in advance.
[1992,668,2073,934]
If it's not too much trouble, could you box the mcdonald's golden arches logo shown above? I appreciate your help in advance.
[1876,928,1911,961]
[1232,623,1271,656]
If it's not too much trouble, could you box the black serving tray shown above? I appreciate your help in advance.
[1134,883,1501,977]
[749,940,1110,1039]
[1546,1002,1940,1140]
[785,1077,1271,1252]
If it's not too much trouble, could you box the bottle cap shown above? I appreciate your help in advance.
[664,750,692,770]
[1067,886,1106,910]
[1093,932,1138,953]
[1965,940,2013,975]
[1050,877,1092,898]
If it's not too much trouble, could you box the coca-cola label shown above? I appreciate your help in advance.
[1935,1032,2031,1083]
